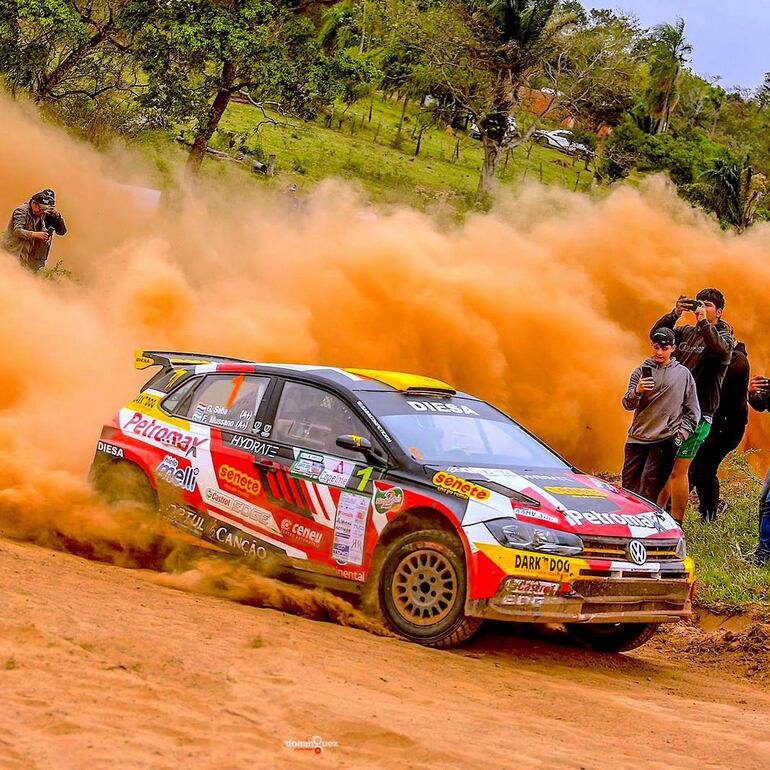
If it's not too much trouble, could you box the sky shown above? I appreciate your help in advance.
[583,1,768,91]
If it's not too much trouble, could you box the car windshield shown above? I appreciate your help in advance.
[366,394,569,468]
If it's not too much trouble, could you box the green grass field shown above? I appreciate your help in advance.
[206,94,596,208]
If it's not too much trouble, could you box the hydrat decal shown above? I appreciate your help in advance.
[432,471,490,501]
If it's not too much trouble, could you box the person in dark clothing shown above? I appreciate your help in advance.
[2,189,67,272]
[748,374,770,566]
[651,288,734,523]
[688,341,750,521]
[622,327,700,502]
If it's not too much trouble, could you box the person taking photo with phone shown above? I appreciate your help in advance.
[747,373,770,566]
[651,289,734,523]
[621,327,700,503]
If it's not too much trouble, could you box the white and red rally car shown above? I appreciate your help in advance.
[90,351,695,651]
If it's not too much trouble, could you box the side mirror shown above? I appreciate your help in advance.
[336,434,383,465]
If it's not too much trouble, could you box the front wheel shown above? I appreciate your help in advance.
[565,622,660,652]
[378,529,481,648]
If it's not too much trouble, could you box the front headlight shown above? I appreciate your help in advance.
[676,537,687,559]
[485,518,583,557]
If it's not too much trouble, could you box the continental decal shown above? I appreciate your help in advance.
[432,471,490,501]
[543,486,608,498]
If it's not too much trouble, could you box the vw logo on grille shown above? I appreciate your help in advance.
[627,540,647,565]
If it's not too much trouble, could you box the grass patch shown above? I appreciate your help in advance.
[3,658,17,670]
[190,94,596,210]
[685,451,770,611]
[249,635,264,649]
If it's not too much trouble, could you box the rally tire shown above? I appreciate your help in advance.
[92,460,157,509]
[565,622,660,652]
[378,529,481,648]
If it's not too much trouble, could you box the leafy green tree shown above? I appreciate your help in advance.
[396,0,574,201]
[124,0,349,173]
[696,154,768,232]
[0,0,132,103]
[644,17,692,134]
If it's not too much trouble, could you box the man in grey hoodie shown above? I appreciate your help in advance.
[622,327,701,506]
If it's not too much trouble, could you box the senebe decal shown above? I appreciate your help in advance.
[432,471,490,501]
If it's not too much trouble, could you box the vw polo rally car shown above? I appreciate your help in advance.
[90,351,695,651]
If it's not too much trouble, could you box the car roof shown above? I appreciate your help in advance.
[135,350,477,399]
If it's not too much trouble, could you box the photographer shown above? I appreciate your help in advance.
[689,340,751,521]
[748,374,770,566]
[621,328,700,503]
[651,289,734,523]
[2,189,67,272]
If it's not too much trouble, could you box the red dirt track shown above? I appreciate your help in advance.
[1,537,770,769]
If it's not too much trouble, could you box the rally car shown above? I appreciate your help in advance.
[90,351,695,652]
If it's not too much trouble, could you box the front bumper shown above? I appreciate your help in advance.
[468,544,695,624]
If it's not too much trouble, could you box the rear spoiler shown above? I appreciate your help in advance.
[134,349,251,371]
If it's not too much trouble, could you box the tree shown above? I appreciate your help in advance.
[644,17,692,134]
[696,154,768,232]
[757,72,770,111]
[0,0,135,103]
[124,0,344,174]
[396,0,575,201]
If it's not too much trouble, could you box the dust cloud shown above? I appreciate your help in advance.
[1,92,769,588]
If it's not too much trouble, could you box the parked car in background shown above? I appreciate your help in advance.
[532,129,594,160]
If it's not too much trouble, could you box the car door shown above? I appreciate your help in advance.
[162,372,298,561]
[258,379,387,576]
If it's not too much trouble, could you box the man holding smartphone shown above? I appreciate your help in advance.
[651,289,734,522]
[621,327,700,503]
[748,374,770,565]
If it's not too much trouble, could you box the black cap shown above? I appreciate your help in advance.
[651,327,676,346]
[31,190,55,207]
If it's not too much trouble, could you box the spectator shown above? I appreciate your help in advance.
[2,189,67,272]
[689,340,751,521]
[748,374,770,566]
[651,289,734,523]
[621,327,700,503]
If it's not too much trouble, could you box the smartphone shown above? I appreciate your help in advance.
[641,366,653,379]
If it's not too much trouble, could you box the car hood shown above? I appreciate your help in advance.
[433,464,682,539]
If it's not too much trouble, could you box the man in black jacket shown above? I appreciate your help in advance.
[748,374,770,565]
[2,189,67,272]
[651,288,734,522]
[688,341,750,521]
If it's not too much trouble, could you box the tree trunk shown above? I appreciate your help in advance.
[35,27,110,101]
[475,135,502,203]
[394,95,409,147]
[186,61,237,175]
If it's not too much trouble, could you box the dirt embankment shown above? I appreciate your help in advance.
[2,536,770,770]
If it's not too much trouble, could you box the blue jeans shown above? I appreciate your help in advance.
[757,466,770,561]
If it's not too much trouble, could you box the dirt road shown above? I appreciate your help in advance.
[1,537,769,770]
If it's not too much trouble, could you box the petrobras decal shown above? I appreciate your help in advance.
[122,411,208,456]
[156,455,199,492]
[204,487,281,535]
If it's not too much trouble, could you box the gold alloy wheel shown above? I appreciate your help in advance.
[391,548,459,626]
